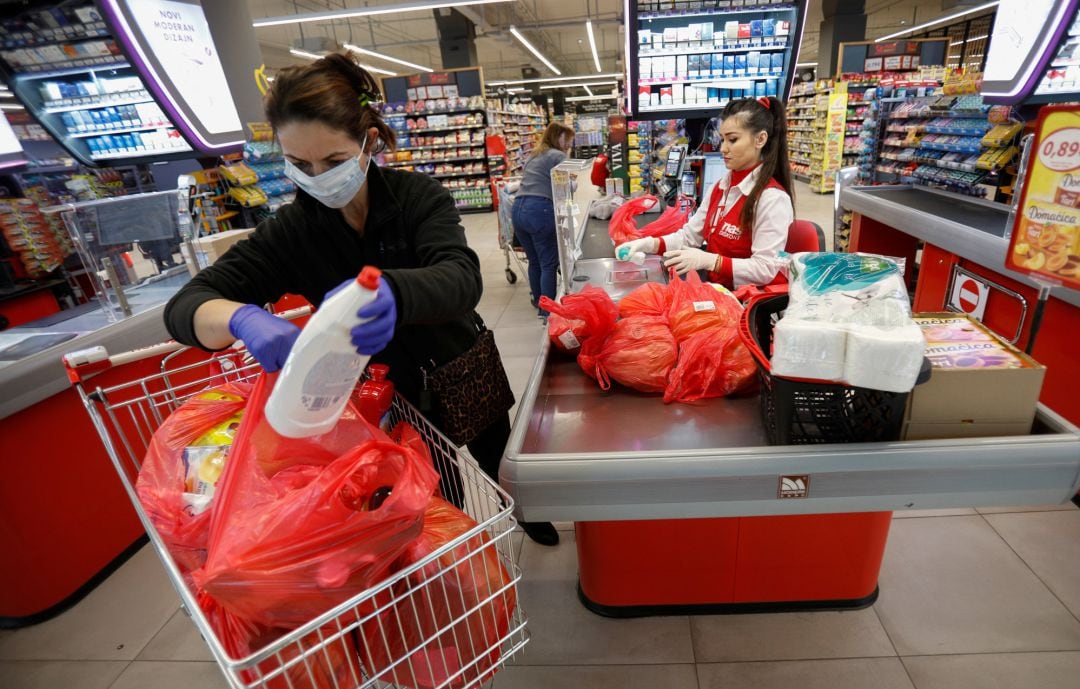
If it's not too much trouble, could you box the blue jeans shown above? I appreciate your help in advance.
[511,195,559,310]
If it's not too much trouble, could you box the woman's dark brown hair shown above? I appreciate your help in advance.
[719,96,793,230]
[264,52,396,152]
[533,121,575,157]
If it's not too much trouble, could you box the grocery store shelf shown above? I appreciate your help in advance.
[639,74,775,86]
[385,155,488,167]
[16,60,129,80]
[68,124,170,138]
[431,171,488,179]
[639,4,797,20]
[91,146,190,160]
[41,90,153,113]
[639,43,788,58]
[406,124,484,134]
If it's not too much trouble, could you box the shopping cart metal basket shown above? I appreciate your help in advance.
[495,179,527,285]
[63,331,529,689]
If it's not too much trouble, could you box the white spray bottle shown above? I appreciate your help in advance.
[264,266,382,438]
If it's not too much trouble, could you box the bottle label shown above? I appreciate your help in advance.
[300,351,364,413]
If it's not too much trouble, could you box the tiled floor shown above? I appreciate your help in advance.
[4,182,1078,688]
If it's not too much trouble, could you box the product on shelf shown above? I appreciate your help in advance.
[0,198,65,278]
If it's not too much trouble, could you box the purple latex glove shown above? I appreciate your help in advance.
[228,304,301,373]
[351,276,397,356]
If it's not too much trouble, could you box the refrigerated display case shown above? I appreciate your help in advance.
[0,0,258,166]
[625,0,809,120]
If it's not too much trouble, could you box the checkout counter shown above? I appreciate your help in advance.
[499,164,1080,616]
[1,191,205,626]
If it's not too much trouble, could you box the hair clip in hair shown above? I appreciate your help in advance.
[757,96,771,110]
[358,92,374,107]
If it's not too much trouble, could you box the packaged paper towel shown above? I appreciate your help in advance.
[770,317,846,381]
[771,252,926,392]
[843,323,926,392]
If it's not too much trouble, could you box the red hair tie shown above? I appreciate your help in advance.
[757,96,771,110]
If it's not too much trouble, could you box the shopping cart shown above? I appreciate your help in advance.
[63,332,529,689]
[495,179,527,285]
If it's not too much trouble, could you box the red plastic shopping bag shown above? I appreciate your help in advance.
[193,372,440,629]
[546,313,587,354]
[637,195,695,238]
[584,315,677,393]
[358,497,517,689]
[608,194,660,246]
[618,282,671,319]
[663,327,758,403]
[539,285,619,358]
[136,382,250,573]
[666,271,743,343]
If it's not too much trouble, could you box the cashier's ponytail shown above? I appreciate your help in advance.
[265,52,396,153]
[720,96,793,231]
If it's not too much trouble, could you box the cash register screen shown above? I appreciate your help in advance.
[702,154,728,195]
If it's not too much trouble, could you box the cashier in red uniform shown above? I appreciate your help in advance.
[617,96,795,288]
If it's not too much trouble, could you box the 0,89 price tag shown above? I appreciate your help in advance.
[1037,127,1080,172]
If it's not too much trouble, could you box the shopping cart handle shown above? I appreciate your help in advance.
[63,345,109,368]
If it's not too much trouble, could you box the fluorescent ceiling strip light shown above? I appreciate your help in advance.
[343,43,433,73]
[950,34,989,47]
[509,26,561,75]
[489,72,623,86]
[586,20,602,73]
[875,1,998,42]
[795,62,817,67]
[584,84,594,96]
[539,81,617,89]
[254,0,512,28]
[290,48,395,75]
[565,93,618,102]
[0,104,25,110]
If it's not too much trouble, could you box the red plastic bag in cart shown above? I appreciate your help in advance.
[666,271,743,343]
[637,195,695,238]
[584,315,677,393]
[135,382,251,574]
[199,591,364,689]
[539,285,619,357]
[358,497,517,689]
[608,194,660,246]
[193,372,440,629]
[663,327,758,404]
[618,282,671,319]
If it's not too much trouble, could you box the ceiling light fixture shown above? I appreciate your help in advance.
[586,20,602,73]
[795,62,817,67]
[0,104,25,110]
[509,25,561,75]
[254,0,513,28]
[539,81,617,90]
[949,34,989,47]
[290,48,396,75]
[489,72,623,86]
[565,93,618,102]
[875,1,998,42]
[343,43,433,73]
[584,84,594,96]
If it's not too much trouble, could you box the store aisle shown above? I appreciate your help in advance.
[1,202,1078,689]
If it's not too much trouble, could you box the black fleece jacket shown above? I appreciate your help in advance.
[163,164,484,405]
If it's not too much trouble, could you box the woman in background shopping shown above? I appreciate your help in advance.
[511,121,576,315]
[164,53,559,546]
[617,96,794,288]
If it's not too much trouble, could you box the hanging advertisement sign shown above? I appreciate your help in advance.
[816,81,847,192]
[1006,105,1080,290]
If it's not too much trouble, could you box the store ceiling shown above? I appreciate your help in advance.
[243,0,986,91]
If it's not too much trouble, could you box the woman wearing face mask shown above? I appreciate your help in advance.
[163,53,559,546]
[510,121,575,315]
[616,97,794,288]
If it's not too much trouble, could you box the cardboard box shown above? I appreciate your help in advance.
[191,228,255,270]
[902,313,1046,440]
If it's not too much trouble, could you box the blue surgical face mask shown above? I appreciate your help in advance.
[284,135,371,209]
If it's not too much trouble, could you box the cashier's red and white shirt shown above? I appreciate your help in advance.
[660,166,793,288]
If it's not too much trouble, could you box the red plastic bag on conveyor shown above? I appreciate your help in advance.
[585,315,677,393]
[663,327,758,404]
[618,282,672,319]
[358,497,517,689]
[637,195,695,238]
[135,382,251,574]
[539,285,619,355]
[607,194,660,246]
[666,271,743,343]
[192,372,440,629]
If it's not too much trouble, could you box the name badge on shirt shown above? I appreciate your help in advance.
[717,221,742,240]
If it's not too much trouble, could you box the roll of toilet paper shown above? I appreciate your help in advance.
[843,324,926,393]
[770,317,847,381]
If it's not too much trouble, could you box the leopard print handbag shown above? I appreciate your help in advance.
[427,329,515,446]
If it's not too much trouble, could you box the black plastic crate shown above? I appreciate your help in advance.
[740,294,929,445]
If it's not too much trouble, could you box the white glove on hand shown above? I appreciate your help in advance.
[663,248,719,275]
[615,237,660,261]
